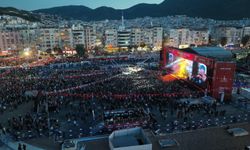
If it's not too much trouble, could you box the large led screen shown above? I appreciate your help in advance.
[166,53,208,87]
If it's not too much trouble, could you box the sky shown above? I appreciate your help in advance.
[0,0,164,10]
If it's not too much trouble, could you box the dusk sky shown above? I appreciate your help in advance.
[0,0,164,10]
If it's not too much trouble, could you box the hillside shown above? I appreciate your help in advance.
[0,7,40,22]
[34,0,250,21]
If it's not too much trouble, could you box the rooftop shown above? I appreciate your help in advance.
[76,123,250,150]
[183,47,233,61]
[109,127,152,149]
[111,136,143,148]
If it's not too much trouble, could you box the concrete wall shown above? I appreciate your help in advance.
[113,144,152,150]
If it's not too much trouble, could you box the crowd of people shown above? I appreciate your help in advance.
[0,57,248,143]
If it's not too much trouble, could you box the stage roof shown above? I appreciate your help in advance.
[183,47,233,61]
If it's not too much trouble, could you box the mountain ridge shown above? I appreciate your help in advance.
[32,0,250,21]
[0,7,40,22]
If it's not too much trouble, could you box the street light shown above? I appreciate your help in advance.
[23,47,31,57]
[24,51,30,57]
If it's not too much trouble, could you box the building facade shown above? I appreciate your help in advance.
[189,29,209,46]
[168,28,191,48]
[243,26,250,36]
[152,27,163,49]
[117,29,131,49]
[211,26,243,45]
[105,29,118,48]
[39,28,61,51]
[84,25,97,50]
[168,28,209,48]
[131,28,142,47]
[0,30,23,51]
[72,28,85,48]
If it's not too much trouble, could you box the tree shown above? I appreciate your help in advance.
[92,46,99,54]
[127,45,133,50]
[241,35,250,47]
[53,46,63,55]
[220,37,227,46]
[140,42,146,48]
[208,35,212,44]
[46,48,52,54]
[75,44,85,57]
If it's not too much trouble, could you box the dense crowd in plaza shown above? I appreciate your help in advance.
[0,57,38,67]
[0,58,249,143]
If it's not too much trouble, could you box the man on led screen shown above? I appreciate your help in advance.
[169,53,174,63]
[197,64,207,82]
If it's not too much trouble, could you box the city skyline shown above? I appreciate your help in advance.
[0,0,164,10]
[0,0,250,149]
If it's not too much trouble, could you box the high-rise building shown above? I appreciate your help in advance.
[189,29,209,46]
[141,28,153,48]
[84,25,97,50]
[39,28,60,51]
[167,28,209,48]
[211,26,243,45]
[104,29,118,47]
[130,28,142,47]
[168,28,190,48]
[71,24,97,50]
[117,13,131,49]
[72,27,85,48]
[19,29,40,48]
[243,26,250,36]
[152,27,163,49]
[0,30,23,51]
[59,28,73,50]
[117,29,131,49]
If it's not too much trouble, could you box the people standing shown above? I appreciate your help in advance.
[23,144,26,150]
[18,143,22,150]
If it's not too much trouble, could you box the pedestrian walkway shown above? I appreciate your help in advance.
[7,141,45,150]
[0,134,44,150]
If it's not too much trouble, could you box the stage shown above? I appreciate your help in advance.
[160,47,236,101]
